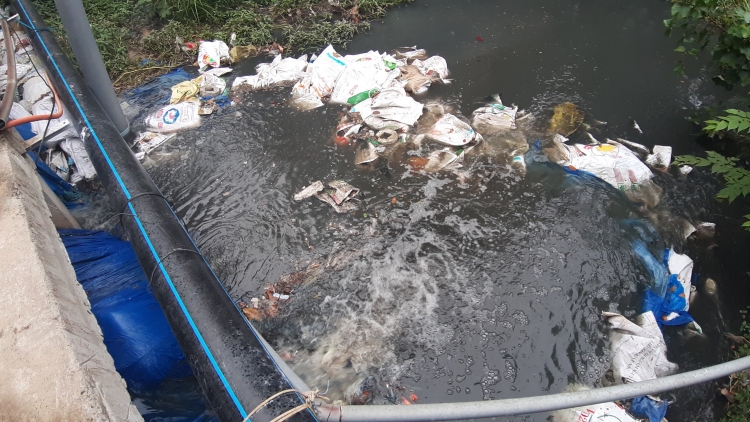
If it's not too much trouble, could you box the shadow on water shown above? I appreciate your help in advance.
[139,0,750,420]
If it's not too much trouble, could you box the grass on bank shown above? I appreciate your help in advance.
[30,0,412,90]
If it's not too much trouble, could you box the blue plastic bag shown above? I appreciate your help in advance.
[632,240,669,298]
[631,395,668,422]
[643,275,694,327]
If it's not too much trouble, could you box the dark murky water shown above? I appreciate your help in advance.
[134,0,750,420]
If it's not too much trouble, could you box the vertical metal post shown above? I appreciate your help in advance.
[52,0,130,137]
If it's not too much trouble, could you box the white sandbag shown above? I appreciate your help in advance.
[329,59,390,105]
[667,248,694,310]
[290,75,324,110]
[31,98,79,148]
[9,101,31,121]
[308,44,347,99]
[603,311,678,384]
[350,86,423,130]
[46,150,70,182]
[198,40,231,72]
[471,101,518,134]
[59,137,97,182]
[145,102,201,133]
[425,113,482,147]
[0,62,33,91]
[22,75,51,106]
[232,54,308,90]
[547,139,654,192]
[412,55,449,81]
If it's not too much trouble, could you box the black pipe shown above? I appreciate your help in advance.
[10,2,315,421]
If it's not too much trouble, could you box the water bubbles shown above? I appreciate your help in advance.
[456,374,466,383]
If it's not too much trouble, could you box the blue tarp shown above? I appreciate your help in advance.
[59,229,191,390]
[27,150,84,208]
[123,68,191,106]
[60,229,215,421]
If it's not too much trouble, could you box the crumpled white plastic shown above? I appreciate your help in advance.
[232,54,308,90]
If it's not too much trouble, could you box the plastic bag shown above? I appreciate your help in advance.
[632,240,669,297]
[232,54,308,90]
[425,113,483,146]
[197,40,231,72]
[199,73,226,97]
[603,311,678,383]
[631,396,668,422]
[169,77,201,104]
[145,102,201,133]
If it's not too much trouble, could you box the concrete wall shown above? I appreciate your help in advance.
[0,130,142,422]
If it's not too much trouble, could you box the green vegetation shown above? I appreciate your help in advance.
[31,0,411,89]
[665,0,750,89]
[719,308,750,422]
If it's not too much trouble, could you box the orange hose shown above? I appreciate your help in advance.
[5,75,63,129]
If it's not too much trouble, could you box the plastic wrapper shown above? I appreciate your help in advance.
[232,54,308,90]
[135,131,177,156]
[145,102,201,133]
[198,40,231,72]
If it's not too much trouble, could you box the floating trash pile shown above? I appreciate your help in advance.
[127,41,717,421]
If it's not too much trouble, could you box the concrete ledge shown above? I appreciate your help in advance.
[0,130,142,422]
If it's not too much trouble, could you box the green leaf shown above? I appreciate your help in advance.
[675,45,686,53]
[716,120,729,130]
[729,118,741,130]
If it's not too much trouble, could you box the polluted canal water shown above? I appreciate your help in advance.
[134,0,750,420]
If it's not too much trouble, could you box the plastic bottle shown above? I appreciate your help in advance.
[347,89,379,105]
